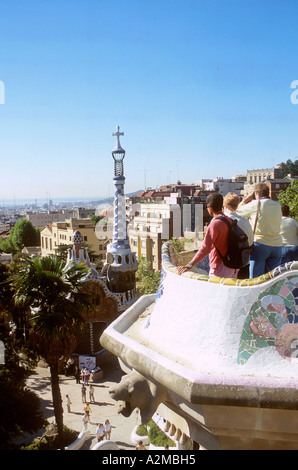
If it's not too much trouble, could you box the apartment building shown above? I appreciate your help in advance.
[203,177,244,196]
[128,194,203,271]
[26,209,76,227]
[264,179,291,201]
[40,218,108,261]
[242,167,282,196]
[242,166,292,200]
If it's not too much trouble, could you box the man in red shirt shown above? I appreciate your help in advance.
[178,192,238,278]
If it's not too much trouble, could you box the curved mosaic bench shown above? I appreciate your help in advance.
[101,241,298,449]
[151,242,298,367]
[139,242,298,380]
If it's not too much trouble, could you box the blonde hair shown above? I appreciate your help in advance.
[223,192,241,211]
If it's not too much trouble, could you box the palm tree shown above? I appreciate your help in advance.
[14,255,94,450]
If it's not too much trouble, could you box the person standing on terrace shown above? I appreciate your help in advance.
[236,182,282,278]
[280,204,298,264]
[178,192,238,278]
[223,192,254,279]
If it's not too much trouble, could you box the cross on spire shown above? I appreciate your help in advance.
[112,125,124,151]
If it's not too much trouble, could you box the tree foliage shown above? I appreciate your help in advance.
[0,342,45,449]
[13,255,95,449]
[90,213,104,225]
[168,237,185,253]
[278,159,298,178]
[278,180,298,220]
[136,258,161,296]
[0,218,40,253]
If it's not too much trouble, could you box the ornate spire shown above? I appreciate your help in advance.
[105,125,138,298]
[112,125,124,152]
[112,125,125,177]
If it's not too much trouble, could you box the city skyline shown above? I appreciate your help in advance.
[0,0,298,201]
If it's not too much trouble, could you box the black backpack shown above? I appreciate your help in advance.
[216,216,250,269]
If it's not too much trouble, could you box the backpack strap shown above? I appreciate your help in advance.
[214,215,232,260]
[216,215,232,228]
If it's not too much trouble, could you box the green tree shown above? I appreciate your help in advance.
[0,219,40,253]
[14,255,94,450]
[278,159,298,178]
[278,180,298,220]
[0,236,15,254]
[168,237,185,252]
[54,243,73,260]
[90,213,104,225]
[0,342,45,449]
[136,258,161,296]
[10,219,40,250]
[0,263,27,339]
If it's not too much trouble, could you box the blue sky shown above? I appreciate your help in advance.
[1,0,298,201]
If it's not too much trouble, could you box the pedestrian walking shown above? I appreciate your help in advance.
[81,367,86,384]
[65,394,72,413]
[135,440,147,450]
[84,368,90,385]
[81,384,87,403]
[89,383,95,403]
[84,402,91,422]
[104,419,111,440]
[82,412,89,430]
[75,366,81,384]
[96,423,105,442]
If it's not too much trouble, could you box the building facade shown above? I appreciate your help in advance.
[128,194,203,271]
[26,209,76,227]
[203,177,244,196]
[242,167,282,196]
[40,217,108,261]
[264,179,291,201]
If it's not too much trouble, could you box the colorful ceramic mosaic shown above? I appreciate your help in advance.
[112,182,131,251]
[238,275,298,364]
[155,242,298,368]
[162,242,298,287]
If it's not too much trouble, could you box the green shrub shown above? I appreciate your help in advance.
[136,424,148,436]
[147,420,175,448]
[21,425,78,450]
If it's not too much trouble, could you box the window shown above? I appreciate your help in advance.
[84,236,88,241]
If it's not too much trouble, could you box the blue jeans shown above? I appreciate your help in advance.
[249,243,282,278]
[281,245,298,264]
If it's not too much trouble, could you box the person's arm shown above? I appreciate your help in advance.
[177,223,214,274]
[237,198,257,219]
[241,191,255,205]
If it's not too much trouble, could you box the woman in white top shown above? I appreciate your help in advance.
[223,192,254,279]
[280,204,298,263]
[104,419,111,440]
[96,423,105,442]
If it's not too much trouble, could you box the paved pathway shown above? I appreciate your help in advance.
[26,365,138,450]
